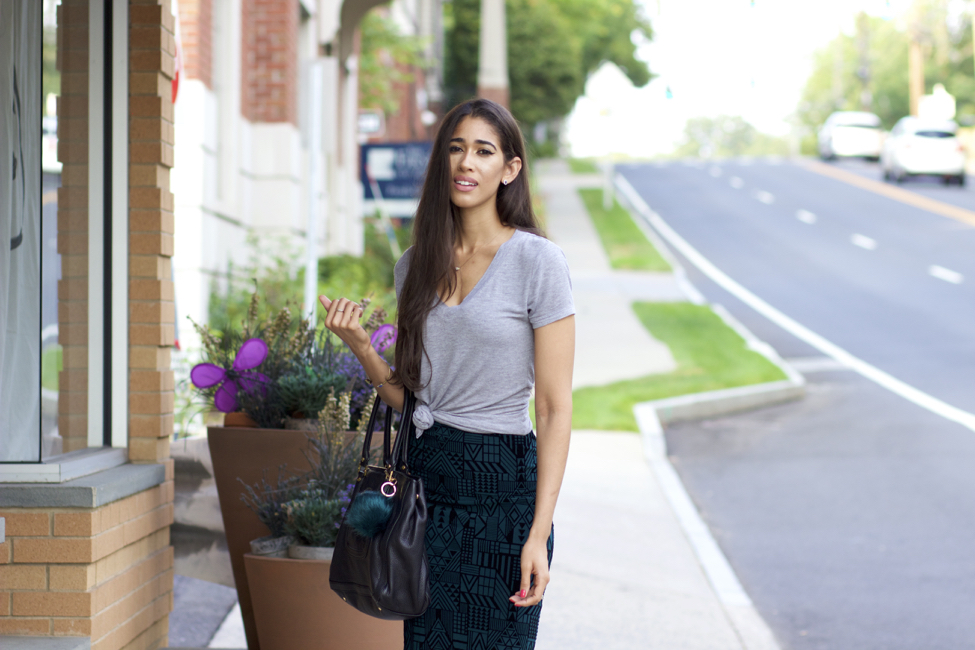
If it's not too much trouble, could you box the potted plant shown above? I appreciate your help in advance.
[191,289,395,650]
[240,467,303,558]
[243,391,401,650]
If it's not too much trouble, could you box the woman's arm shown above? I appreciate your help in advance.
[319,295,405,412]
[510,315,574,608]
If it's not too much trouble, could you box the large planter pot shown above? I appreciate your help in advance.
[244,553,402,650]
[208,426,319,650]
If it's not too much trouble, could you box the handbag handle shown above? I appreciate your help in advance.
[390,389,416,472]
[357,389,416,472]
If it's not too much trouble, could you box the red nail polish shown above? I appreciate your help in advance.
[520,590,526,598]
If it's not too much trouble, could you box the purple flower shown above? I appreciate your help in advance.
[190,338,269,412]
[370,324,397,353]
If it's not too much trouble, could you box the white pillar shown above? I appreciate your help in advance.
[477,0,508,108]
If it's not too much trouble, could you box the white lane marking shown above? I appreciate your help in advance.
[614,173,975,433]
[756,190,775,204]
[851,234,877,250]
[929,265,964,284]
[709,166,723,177]
[796,209,817,224]
[729,176,744,189]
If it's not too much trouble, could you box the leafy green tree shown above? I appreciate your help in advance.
[673,116,789,159]
[358,8,426,117]
[798,5,975,134]
[444,0,652,131]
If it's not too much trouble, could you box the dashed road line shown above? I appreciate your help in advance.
[851,234,877,250]
[729,176,744,189]
[929,265,964,284]
[755,191,775,204]
[614,172,975,434]
[796,209,817,224]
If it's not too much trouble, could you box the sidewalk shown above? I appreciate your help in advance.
[167,160,780,649]
[535,159,780,649]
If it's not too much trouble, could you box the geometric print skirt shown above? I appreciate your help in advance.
[404,422,554,650]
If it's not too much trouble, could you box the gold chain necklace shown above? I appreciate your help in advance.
[454,228,507,272]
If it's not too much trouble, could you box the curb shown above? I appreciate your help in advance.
[616,171,791,650]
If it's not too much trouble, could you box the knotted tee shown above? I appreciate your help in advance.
[393,229,575,436]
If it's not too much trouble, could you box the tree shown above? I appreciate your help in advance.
[797,5,975,136]
[358,8,426,117]
[673,116,790,159]
[443,0,652,132]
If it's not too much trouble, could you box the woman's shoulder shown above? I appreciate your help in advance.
[509,230,568,265]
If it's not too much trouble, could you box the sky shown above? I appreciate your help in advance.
[565,0,920,158]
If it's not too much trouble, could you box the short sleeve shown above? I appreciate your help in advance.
[527,240,575,329]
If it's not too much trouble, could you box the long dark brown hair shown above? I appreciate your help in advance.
[394,99,542,392]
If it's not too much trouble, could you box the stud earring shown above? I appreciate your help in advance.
[502,179,509,186]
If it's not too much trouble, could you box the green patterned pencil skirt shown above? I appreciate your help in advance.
[404,422,554,650]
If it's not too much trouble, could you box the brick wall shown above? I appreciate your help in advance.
[0,474,176,649]
[177,0,213,89]
[129,0,177,465]
[56,0,91,454]
[241,0,299,125]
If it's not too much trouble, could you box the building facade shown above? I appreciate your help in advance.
[0,0,441,648]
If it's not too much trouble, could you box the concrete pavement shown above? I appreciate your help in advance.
[536,159,780,650]
[539,161,679,389]
[167,160,781,649]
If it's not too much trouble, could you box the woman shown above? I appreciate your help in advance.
[320,98,574,649]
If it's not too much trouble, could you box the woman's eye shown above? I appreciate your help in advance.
[449,146,462,153]
[479,149,493,156]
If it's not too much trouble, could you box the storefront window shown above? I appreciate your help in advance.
[2,0,120,464]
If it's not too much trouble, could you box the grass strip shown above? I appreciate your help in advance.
[568,158,599,174]
[571,302,788,431]
[578,188,671,272]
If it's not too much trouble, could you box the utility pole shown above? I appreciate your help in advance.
[908,4,925,116]
[856,12,872,110]
[477,0,509,108]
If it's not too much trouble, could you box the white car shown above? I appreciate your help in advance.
[881,117,965,185]
[818,111,884,161]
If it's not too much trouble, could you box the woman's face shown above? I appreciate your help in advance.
[447,116,520,212]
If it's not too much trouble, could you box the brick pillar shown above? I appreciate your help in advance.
[128,0,176,465]
[177,0,213,88]
[242,0,299,125]
[57,0,92,454]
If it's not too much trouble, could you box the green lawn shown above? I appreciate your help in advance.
[578,188,671,272]
[571,302,788,431]
[568,158,599,174]
[41,344,62,392]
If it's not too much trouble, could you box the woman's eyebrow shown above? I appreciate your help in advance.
[450,137,497,150]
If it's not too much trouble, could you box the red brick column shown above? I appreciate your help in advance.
[241,0,299,125]
[177,0,213,88]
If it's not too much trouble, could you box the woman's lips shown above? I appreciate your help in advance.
[453,178,477,192]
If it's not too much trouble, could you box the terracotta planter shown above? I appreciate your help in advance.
[244,553,402,650]
[208,426,319,650]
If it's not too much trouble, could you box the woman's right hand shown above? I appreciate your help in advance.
[319,295,371,355]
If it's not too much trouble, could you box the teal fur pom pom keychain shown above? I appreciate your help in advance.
[347,490,394,538]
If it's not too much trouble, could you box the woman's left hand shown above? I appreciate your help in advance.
[509,534,550,608]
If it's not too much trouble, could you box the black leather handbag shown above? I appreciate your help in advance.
[329,390,430,620]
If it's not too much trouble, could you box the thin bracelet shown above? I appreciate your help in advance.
[367,364,394,389]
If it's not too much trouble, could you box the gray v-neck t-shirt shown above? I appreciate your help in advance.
[394,229,575,436]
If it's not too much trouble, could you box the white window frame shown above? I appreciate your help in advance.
[0,0,128,483]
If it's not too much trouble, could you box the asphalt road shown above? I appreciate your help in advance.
[619,158,975,650]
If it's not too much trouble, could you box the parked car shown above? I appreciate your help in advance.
[818,111,884,161]
[881,117,965,185]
